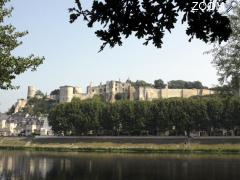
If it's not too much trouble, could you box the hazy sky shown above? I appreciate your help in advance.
[0,0,219,112]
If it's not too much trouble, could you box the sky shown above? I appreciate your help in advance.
[0,0,220,112]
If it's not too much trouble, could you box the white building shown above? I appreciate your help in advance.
[40,117,53,136]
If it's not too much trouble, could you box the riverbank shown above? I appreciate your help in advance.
[1,136,240,153]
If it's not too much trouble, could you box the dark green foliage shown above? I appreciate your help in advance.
[154,79,165,89]
[168,80,204,89]
[50,89,60,96]
[0,0,44,89]
[115,93,129,101]
[131,80,153,88]
[211,85,234,96]
[208,6,240,96]
[69,0,231,51]
[22,97,57,116]
[35,90,44,97]
[49,96,240,136]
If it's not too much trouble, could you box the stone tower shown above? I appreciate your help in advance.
[27,86,36,99]
[59,86,74,103]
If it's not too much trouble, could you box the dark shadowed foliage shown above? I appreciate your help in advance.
[69,0,232,51]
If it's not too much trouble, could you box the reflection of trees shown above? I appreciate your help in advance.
[0,152,240,180]
[0,152,53,179]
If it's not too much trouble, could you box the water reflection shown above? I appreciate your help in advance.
[0,151,240,180]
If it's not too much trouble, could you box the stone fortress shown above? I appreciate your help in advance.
[27,80,215,103]
[13,79,214,113]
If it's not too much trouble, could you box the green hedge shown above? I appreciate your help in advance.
[48,97,240,136]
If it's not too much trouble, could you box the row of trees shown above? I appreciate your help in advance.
[130,79,206,89]
[48,96,240,136]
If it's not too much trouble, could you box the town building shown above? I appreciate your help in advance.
[0,113,52,136]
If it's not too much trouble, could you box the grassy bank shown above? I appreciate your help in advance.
[1,137,240,153]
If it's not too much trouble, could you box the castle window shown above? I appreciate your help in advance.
[115,88,117,91]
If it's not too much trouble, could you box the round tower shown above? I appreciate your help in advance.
[60,86,74,103]
[27,86,36,99]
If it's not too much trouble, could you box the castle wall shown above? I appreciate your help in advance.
[138,87,145,100]
[201,89,214,96]
[138,87,161,101]
[128,86,137,101]
[182,89,198,98]
[160,89,213,99]
[163,89,182,98]
[145,88,161,100]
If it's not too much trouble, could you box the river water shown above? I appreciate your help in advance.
[0,150,240,180]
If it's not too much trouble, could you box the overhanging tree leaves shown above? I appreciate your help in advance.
[0,0,44,89]
[69,0,232,51]
[208,6,240,96]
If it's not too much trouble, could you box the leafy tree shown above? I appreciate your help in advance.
[103,102,122,135]
[0,0,44,89]
[167,98,191,135]
[132,101,149,135]
[49,104,72,135]
[211,85,234,96]
[206,98,224,135]
[22,97,57,116]
[48,96,240,136]
[208,6,240,96]
[69,0,231,51]
[185,81,204,89]
[148,100,168,135]
[50,89,60,96]
[168,80,204,89]
[183,99,208,136]
[131,80,152,87]
[154,79,165,89]
[35,90,44,97]
[168,80,186,89]
[118,101,135,135]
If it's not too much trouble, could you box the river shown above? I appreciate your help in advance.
[0,150,240,180]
